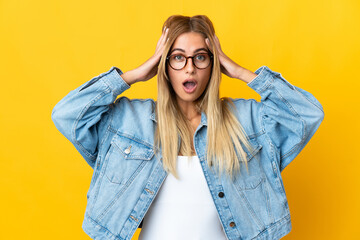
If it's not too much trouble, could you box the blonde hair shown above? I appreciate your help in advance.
[154,15,253,181]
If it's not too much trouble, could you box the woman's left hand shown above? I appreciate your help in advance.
[205,35,243,79]
[206,35,258,83]
[205,35,242,78]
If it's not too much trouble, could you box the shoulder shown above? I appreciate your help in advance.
[226,97,262,117]
[228,97,259,107]
[114,96,155,105]
[109,97,156,138]
[113,96,156,112]
[113,95,155,110]
[225,97,264,138]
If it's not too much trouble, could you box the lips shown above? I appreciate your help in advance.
[182,79,198,93]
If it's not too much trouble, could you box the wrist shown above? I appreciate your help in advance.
[120,70,138,86]
[236,66,258,84]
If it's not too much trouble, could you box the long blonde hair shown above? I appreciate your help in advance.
[154,15,253,181]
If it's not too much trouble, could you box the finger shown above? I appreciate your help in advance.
[213,35,223,53]
[156,27,168,48]
[162,27,168,38]
[155,32,170,56]
[158,26,167,40]
[205,38,212,48]
[158,27,166,43]
[161,28,169,43]
[205,38,210,47]
[213,35,219,46]
[205,38,213,53]
[157,28,167,46]
[157,37,169,56]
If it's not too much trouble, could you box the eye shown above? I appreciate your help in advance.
[173,54,185,61]
[195,54,207,61]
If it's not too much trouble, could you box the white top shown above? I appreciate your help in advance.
[138,155,228,240]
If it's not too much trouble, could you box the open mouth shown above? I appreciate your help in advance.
[183,81,197,93]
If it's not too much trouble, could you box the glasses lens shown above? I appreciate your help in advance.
[169,53,211,70]
[193,53,210,69]
[169,54,186,70]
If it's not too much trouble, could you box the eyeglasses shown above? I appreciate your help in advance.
[166,52,213,70]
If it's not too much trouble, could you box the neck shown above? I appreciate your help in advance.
[176,99,200,121]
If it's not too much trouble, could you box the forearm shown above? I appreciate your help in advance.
[120,69,138,86]
[236,66,258,84]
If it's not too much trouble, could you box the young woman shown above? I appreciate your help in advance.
[52,15,324,240]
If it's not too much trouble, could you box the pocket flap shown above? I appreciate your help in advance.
[240,138,263,162]
[111,134,155,161]
[246,144,262,161]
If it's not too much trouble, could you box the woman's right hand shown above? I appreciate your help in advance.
[121,27,169,86]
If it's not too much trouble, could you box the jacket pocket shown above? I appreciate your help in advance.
[234,173,274,230]
[104,134,155,185]
[242,137,263,162]
[233,137,274,230]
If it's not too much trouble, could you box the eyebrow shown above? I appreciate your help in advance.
[170,48,208,54]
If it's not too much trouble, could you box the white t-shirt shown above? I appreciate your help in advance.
[138,155,228,240]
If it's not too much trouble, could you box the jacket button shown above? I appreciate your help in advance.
[218,192,224,198]
[229,222,236,227]
[124,145,132,154]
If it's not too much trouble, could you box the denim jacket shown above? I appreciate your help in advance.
[51,65,324,240]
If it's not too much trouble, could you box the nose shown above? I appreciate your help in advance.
[185,57,195,73]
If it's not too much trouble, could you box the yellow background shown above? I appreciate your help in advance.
[1,0,359,239]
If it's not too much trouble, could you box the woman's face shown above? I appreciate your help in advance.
[167,32,212,106]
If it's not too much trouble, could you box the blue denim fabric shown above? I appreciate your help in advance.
[51,65,324,240]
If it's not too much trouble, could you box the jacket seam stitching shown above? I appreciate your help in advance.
[108,127,155,149]
[251,214,291,239]
[261,88,307,164]
[275,88,307,162]
[85,214,123,240]
[89,142,113,214]
[71,87,112,161]
[294,87,324,113]
[256,77,274,93]
[99,104,115,149]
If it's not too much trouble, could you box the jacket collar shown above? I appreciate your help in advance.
[150,108,208,126]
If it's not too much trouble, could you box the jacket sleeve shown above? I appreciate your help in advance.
[51,66,130,168]
[248,66,324,172]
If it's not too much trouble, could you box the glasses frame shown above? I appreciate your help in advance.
[166,51,213,70]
